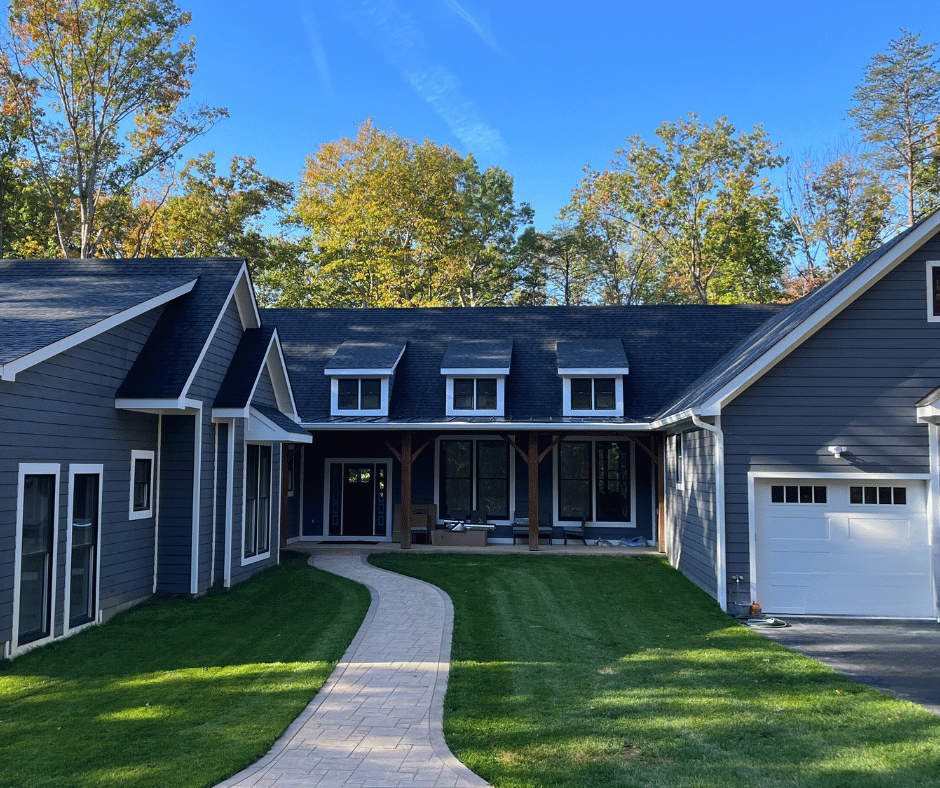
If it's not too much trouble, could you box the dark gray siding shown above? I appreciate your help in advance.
[722,237,940,593]
[251,367,278,409]
[0,309,163,648]
[157,415,194,594]
[665,429,718,597]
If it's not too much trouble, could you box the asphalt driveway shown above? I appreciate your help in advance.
[759,617,940,715]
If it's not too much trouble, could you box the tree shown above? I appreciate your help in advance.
[785,144,892,297]
[289,120,532,308]
[566,114,789,305]
[848,29,940,226]
[0,0,227,257]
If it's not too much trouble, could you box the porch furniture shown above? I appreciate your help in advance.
[392,503,438,544]
[442,508,469,530]
[562,515,588,545]
[512,512,553,544]
[431,526,488,546]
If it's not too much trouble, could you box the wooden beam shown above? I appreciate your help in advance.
[501,434,528,463]
[528,432,539,551]
[624,434,659,466]
[401,431,412,549]
[538,434,565,463]
[411,438,433,463]
[383,440,402,464]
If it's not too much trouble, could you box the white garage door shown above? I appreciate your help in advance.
[755,479,935,618]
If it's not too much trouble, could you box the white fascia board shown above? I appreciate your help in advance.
[0,279,198,382]
[917,403,940,424]
[213,407,249,420]
[558,367,630,376]
[267,330,300,420]
[325,368,395,377]
[650,409,699,429]
[247,406,313,443]
[299,420,655,431]
[115,397,199,414]
[441,368,510,376]
[703,210,940,413]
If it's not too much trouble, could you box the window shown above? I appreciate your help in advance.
[129,450,154,519]
[557,440,632,523]
[245,444,272,559]
[929,262,940,321]
[674,434,684,489]
[771,485,828,504]
[562,376,623,416]
[453,378,498,410]
[16,466,58,647]
[337,378,381,410]
[439,438,510,520]
[850,485,907,505]
[67,468,101,629]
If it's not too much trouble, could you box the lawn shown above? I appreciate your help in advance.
[370,553,940,788]
[0,552,370,788]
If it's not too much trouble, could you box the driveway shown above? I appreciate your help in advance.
[759,617,940,715]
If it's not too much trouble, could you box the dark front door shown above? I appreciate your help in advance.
[342,464,376,536]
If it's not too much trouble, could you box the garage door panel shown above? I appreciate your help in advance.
[755,479,934,618]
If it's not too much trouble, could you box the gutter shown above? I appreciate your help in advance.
[691,413,727,613]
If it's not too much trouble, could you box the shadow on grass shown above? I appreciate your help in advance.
[0,553,370,788]
[371,553,940,788]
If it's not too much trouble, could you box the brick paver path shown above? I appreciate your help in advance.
[215,554,490,788]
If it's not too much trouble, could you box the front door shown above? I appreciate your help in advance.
[325,460,390,539]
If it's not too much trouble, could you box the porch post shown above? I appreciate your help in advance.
[528,432,539,551]
[657,434,666,551]
[401,431,413,549]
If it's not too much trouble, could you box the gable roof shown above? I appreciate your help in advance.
[657,209,940,421]
[0,259,201,381]
[325,340,407,375]
[264,305,783,426]
[441,339,513,374]
[556,338,629,374]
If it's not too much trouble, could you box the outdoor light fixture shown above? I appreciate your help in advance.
[827,445,847,459]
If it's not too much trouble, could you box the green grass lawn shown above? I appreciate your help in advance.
[0,552,370,788]
[370,553,940,788]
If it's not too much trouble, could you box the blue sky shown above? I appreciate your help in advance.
[183,0,940,230]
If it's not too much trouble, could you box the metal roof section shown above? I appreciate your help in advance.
[324,340,407,376]
[440,339,512,375]
[556,338,629,375]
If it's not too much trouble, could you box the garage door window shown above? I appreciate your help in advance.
[770,484,827,504]
[849,485,907,505]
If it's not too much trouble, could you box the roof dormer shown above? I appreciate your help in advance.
[325,340,406,417]
[441,339,512,418]
[556,339,629,417]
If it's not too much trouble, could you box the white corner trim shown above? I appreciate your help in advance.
[1,280,197,382]
[190,403,204,595]
[224,419,235,588]
[691,415,725,613]
[703,210,940,414]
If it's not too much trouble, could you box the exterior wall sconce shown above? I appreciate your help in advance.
[827,445,847,459]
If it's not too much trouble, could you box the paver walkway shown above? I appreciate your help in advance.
[215,553,490,788]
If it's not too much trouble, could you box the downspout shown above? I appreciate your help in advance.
[153,414,163,594]
[691,413,727,612]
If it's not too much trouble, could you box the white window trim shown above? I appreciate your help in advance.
[64,464,104,635]
[552,439,637,527]
[433,435,516,524]
[13,463,60,655]
[321,458,394,541]
[561,375,624,417]
[926,260,940,322]
[329,376,390,416]
[674,433,685,490]
[129,449,155,520]
[242,441,274,565]
[445,376,505,417]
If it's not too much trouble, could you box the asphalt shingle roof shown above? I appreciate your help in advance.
[253,404,311,438]
[325,340,407,372]
[263,305,783,424]
[0,261,197,366]
[440,339,512,371]
[556,338,629,371]
[213,326,276,409]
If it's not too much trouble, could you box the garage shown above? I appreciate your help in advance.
[754,478,935,618]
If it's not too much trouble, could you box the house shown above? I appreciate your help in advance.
[3,212,940,660]
[0,258,309,659]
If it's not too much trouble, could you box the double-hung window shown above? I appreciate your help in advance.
[244,444,272,559]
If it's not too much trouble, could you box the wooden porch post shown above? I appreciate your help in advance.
[528,432,539,551]
[657,434,666,551]
[401,431,412,549]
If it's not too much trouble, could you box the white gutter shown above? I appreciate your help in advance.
[299,420,657,432]
[691,413,727,613]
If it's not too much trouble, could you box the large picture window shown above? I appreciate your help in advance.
[439,439,510,520]
[17,468,58,646]
[557,440,632,523]
[244,444,272,559]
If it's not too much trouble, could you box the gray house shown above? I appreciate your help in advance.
[3,212,940,659]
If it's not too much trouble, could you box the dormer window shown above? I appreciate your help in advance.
[325,340,406,417]
[557,339,629,418]
[441,340,511,418]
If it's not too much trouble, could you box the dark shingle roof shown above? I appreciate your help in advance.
[116,258,246,399]
[263,305,783,424]
[656,224,920,419]
[0,263,196,366]
[556,338,628,371]
[325,340,407,372]
[213,326,276,409]
[253,404,310,438]
[441,339,512,371]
